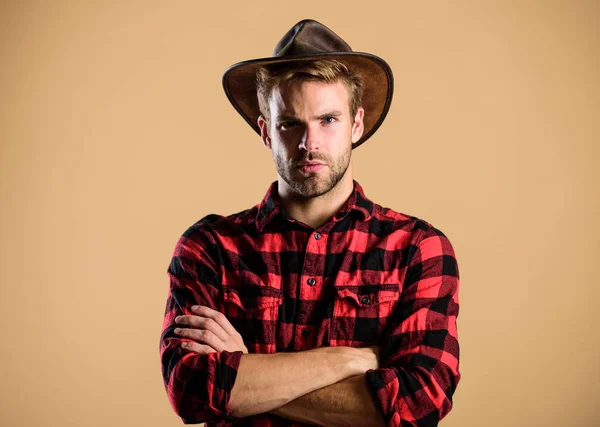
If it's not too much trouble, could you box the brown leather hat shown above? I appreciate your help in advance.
[222,19,394,149]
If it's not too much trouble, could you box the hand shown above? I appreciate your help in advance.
[174,305,248,355]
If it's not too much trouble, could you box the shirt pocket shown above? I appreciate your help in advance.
[222,285,282,353]
[329,284,399,347]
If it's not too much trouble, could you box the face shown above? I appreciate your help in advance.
[258,79,364,198]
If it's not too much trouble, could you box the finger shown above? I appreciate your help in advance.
[190,305,239,336]
[175,328,225,352]
[181,341,217,354]
[174,315,229,341]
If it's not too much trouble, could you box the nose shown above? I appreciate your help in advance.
[299,123,320,152]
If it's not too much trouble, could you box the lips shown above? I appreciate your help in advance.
[298,162,324,166]
[297,162,325,173]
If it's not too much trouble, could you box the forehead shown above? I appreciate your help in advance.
[269,80,350,114]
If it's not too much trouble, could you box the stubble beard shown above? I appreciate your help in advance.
[275,145,352,198]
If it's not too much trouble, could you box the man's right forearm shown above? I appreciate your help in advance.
[228,346,377,418]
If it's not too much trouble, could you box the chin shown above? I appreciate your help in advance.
[293,177,338,198]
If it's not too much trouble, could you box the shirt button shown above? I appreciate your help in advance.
[314,232,321,240]
[307,278,316,286]
[360,296,371,305]
[301,328,310,337]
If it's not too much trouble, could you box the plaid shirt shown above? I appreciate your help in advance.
[160,180,460,427]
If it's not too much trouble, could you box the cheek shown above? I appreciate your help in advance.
[328,123,351,138]
[324,125,352,149]
[277,132,299,148]
[271,143,292,165]
[273,137,297,157]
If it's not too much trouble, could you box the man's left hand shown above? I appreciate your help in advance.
[174,305,248,354]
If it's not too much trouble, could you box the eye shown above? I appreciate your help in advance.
[322,116,337,124]
[279,121,298,131]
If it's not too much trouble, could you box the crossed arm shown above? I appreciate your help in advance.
[174,305,386,426]
[161,223,460,426]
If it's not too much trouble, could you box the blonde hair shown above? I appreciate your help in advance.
[256,59,364,121]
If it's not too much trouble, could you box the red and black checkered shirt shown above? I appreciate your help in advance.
[160,180,460,426]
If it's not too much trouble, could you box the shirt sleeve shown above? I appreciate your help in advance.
[159,223,243,425]
[365,224,461,427]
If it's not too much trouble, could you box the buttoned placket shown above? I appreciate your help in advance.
[294,230,329,350]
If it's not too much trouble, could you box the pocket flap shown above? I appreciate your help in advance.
[334,284,399,307]
[223,286,283,312]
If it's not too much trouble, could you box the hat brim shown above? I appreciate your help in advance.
[222,52,393,149]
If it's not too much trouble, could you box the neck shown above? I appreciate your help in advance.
[277,171,354,229]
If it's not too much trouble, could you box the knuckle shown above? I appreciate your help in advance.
[205,318,217,329]
[189,343,203,353]
[194,343,215,355]
[198,330,214,342]
[188,330,204,341]
[199,305,213,314]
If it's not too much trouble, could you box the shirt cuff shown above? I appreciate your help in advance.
[365,367,400,427]
[182,350,244,425]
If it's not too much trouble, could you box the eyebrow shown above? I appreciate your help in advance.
[275,110,344,122]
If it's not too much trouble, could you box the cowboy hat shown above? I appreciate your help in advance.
[222,19,394,149]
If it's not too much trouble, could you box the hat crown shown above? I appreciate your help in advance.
[273,19,353,57]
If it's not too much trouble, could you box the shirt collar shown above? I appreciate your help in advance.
[255,180,374,232]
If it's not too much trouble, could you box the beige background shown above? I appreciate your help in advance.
[1,1,598,426]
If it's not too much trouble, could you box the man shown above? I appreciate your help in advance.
[160,19,460,427]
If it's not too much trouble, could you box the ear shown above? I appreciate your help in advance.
[258,115,272,149]
[351,107,365,144]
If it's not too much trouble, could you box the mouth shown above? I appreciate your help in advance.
[297,161,326,173]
